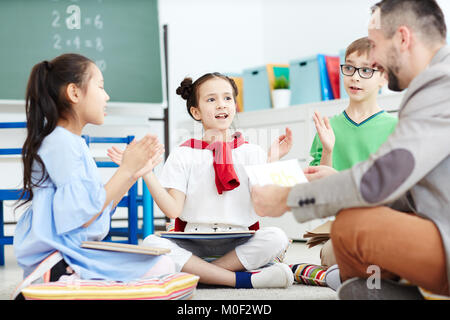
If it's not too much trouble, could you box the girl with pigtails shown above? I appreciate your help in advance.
[108,72,295,288]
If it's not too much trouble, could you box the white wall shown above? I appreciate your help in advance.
[3,0,450,148]
[2,0,450,232]
[261,0,380,62]
[163,0,450,148]
[262,0,450,63]
[158,0,266,146]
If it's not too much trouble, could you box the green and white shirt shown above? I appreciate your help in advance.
[309,110,398,171]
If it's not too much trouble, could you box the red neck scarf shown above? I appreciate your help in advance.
[176,132,259,232]
[180,132,246,195]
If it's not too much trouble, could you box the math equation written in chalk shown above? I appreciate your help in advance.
[50,0,106,71]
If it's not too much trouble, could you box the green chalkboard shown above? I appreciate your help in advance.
[0,0,163,104]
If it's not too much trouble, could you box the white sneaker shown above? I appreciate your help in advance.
[250,263,294,288]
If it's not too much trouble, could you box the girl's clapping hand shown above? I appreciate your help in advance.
[110,134,165,180]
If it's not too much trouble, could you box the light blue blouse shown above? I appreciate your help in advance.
[14,126,161,281]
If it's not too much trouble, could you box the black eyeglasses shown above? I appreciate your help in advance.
[340,64,380,79]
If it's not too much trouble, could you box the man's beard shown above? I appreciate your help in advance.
[387,68,403,92]
[385,47,404,92]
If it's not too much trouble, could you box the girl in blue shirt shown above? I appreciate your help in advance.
[13,53,173,291]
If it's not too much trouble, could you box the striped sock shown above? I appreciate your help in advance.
[290,263,328,287]
[235,271,253,288]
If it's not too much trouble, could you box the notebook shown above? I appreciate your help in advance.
[325,55,341,99]
[318,54,334,101]
[81,241,171,255]
[157,231,255,240]
[302,220,333,248]
[244,159,308,187]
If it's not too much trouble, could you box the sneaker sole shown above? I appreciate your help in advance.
[337,277,424,300]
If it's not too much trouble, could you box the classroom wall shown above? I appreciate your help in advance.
[3,0,450,148]
[2,0,450,233]
[262,0,450,62]
[261,0,380,62]
[158,0,266,146]
[164,0,450,148]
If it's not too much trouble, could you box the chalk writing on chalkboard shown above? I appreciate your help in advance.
[50,2,106,71]
[0,0,163,103]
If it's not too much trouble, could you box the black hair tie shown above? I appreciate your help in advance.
[43,60,52,71]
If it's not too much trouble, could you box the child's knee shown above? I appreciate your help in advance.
[142,235,192,272]
[142,255,176,278]
[257,227,290,256]
[236,227,289,270]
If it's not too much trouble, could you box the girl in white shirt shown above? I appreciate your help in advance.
[109,72,294,288]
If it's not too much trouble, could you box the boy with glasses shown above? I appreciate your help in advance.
[308,37,398,271]
[309,37,398,172]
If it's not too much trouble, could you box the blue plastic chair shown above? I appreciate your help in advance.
[0,125,155,265]
[82,135,155,244]
[0,122,27,265]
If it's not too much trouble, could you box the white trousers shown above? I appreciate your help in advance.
[143,227,290,272]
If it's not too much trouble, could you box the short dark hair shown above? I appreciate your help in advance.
[345,37,373,61]
[372,0,447,43]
